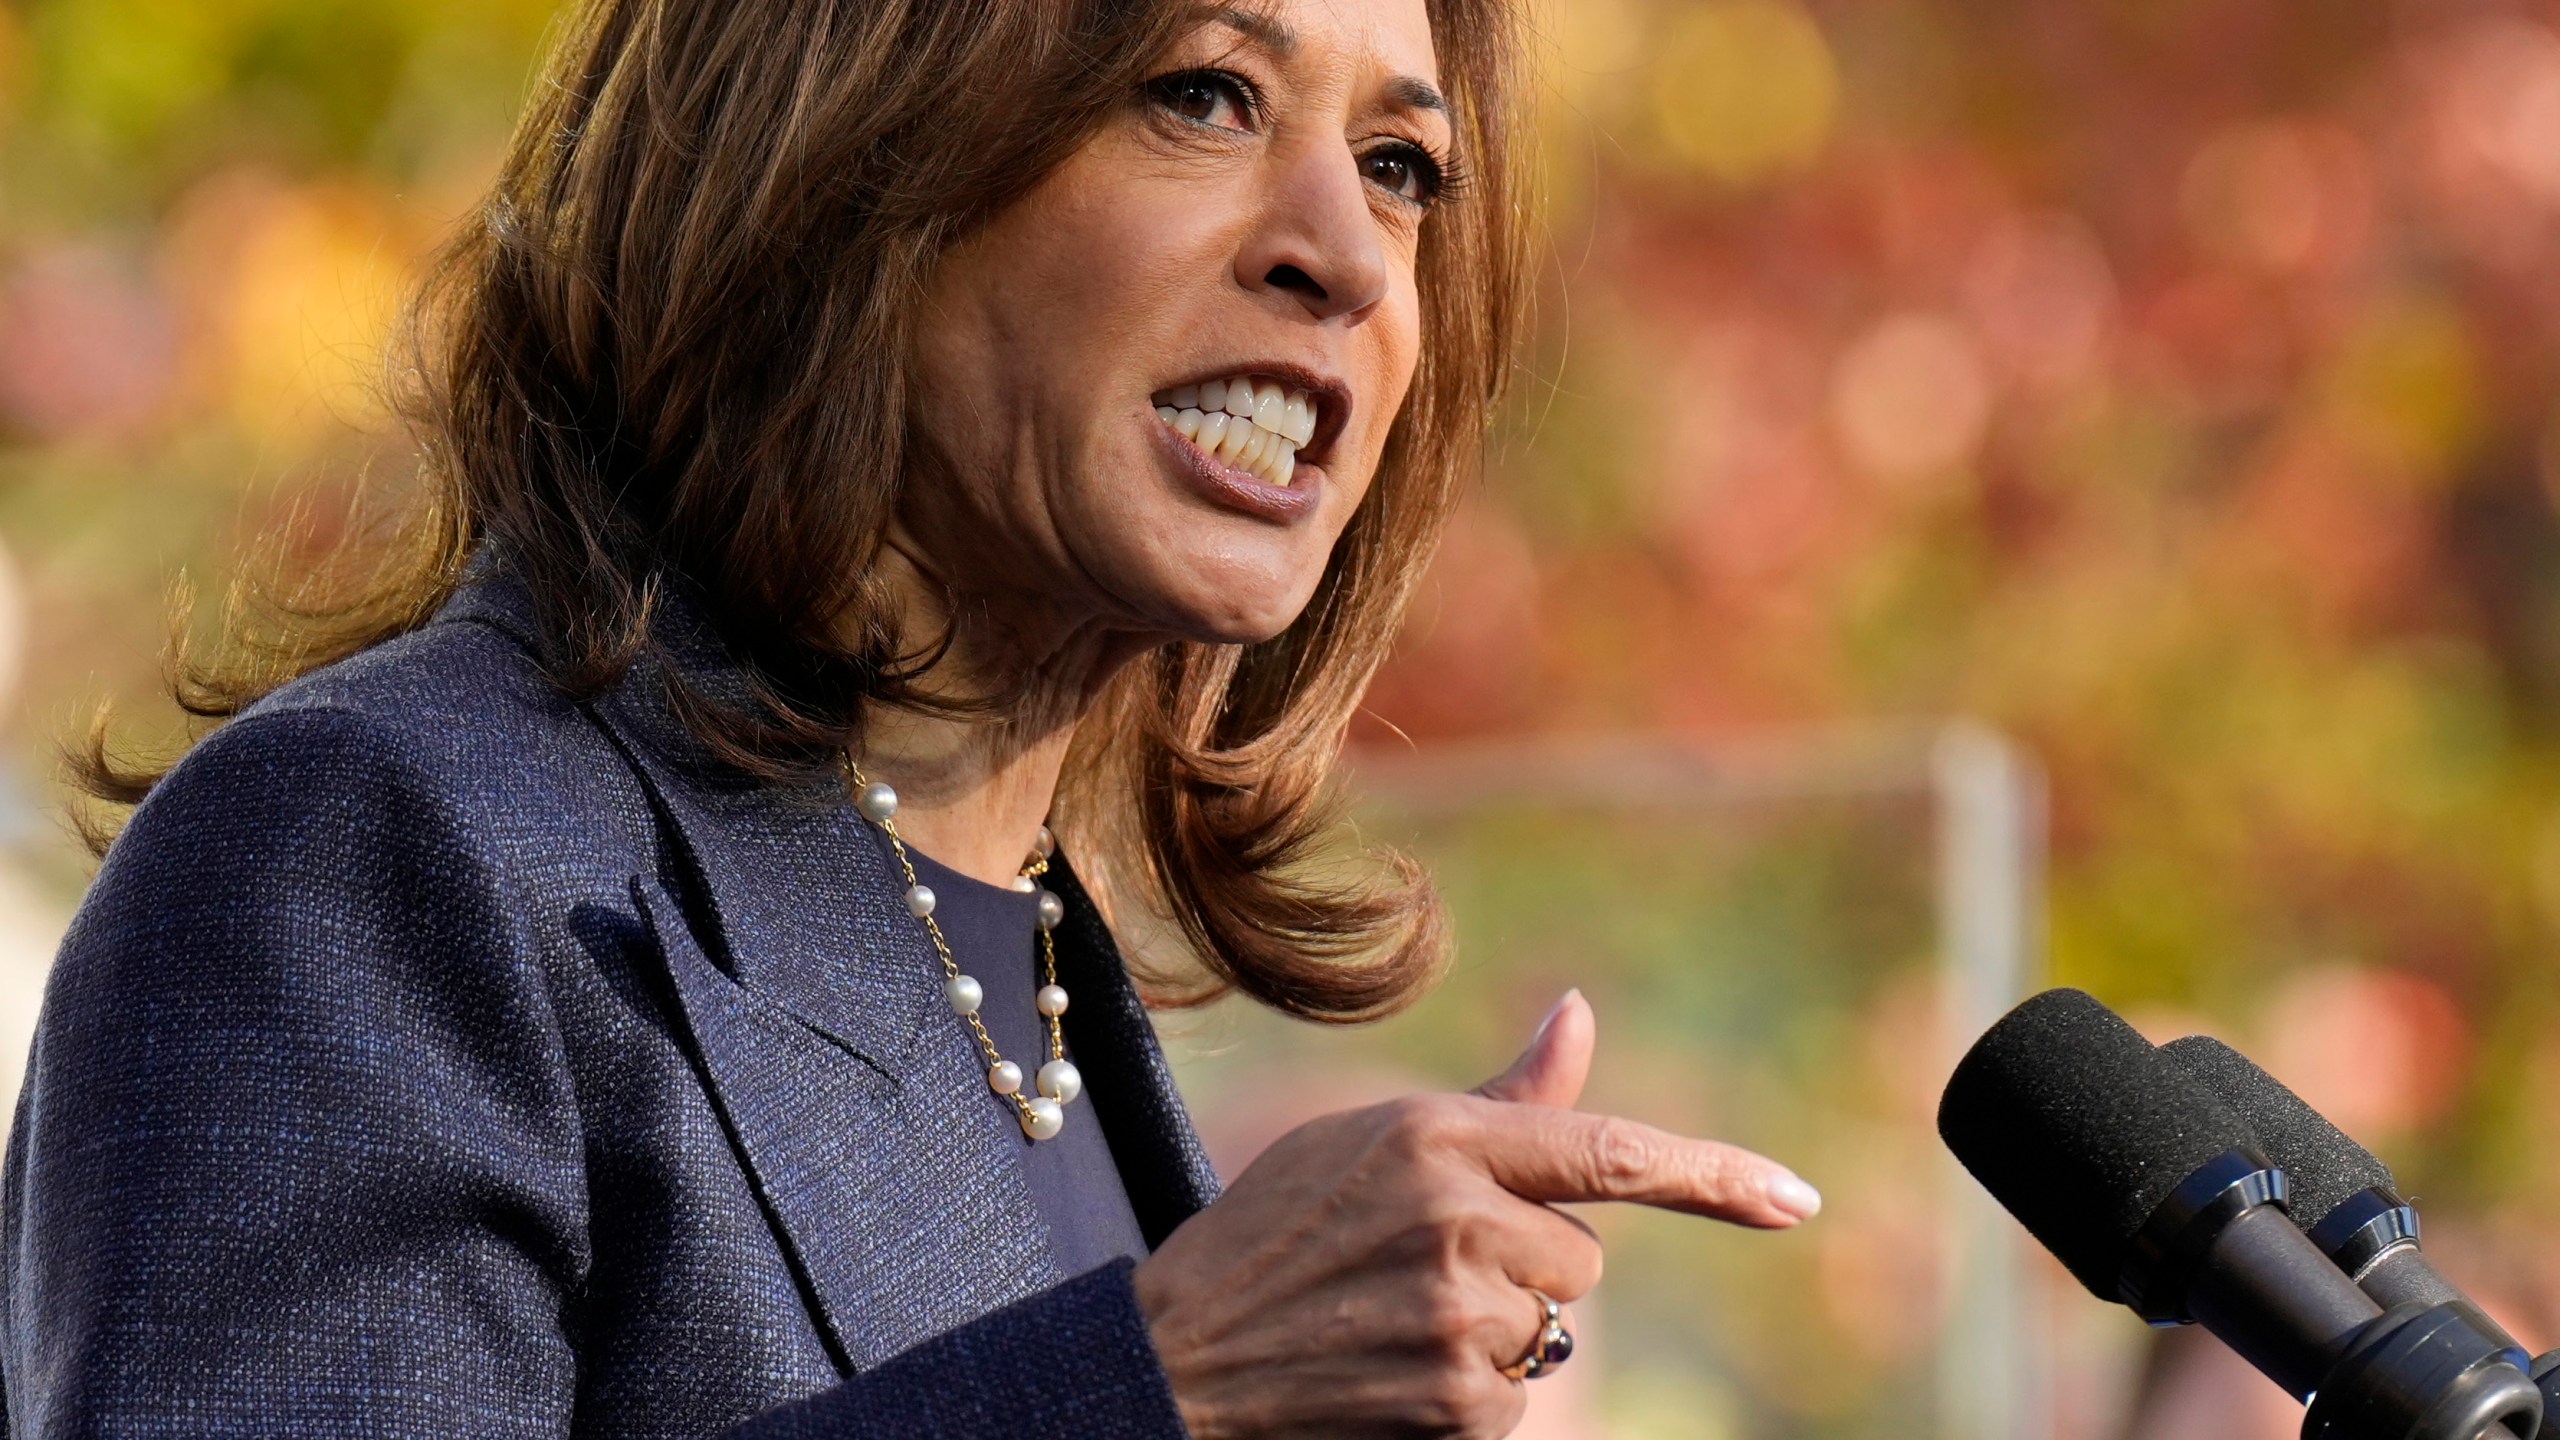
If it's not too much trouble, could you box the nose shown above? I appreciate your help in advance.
[1234,137,1391,325]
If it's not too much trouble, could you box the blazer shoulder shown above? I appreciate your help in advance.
[241,606,582,754]
[121,613,655,891]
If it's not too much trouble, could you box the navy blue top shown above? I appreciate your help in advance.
[0,565,1217,1438]
[896,843,1150,1276]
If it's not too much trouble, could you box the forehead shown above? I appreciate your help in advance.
[1213,0,1441,86]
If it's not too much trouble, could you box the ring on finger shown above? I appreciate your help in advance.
[1498,1290,1575,1382]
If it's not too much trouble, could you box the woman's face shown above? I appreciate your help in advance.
[903,0,1452,657]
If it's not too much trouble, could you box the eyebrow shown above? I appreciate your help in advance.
[1206,7,1451,115]
[1210,6,1297,57]
[1382,75,1448,115]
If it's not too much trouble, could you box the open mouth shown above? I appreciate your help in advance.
[1150,374,1324,489]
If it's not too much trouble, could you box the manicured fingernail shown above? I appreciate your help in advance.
[1533,988,1582,1042]
[1766,1171,1823,1220]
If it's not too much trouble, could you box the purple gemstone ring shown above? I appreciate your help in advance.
[1499,1291,1574,1381]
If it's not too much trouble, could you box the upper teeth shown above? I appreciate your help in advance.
[1152,376,1318,488]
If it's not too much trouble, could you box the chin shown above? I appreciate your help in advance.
[1077,459,1347,644]
[1146,562,1327,646]
[1176,593,1320,646]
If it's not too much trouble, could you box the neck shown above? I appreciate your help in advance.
[856,538,1151,887]
[859,698,1078,887]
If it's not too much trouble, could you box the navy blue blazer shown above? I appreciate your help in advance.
[0,570,1217,1437]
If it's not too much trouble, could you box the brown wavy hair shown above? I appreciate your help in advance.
[74,0,1533,1023]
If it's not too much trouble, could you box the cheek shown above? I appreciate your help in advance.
[1331,280,1427,509]
[907,163,1230,525]
[973,172,1233,371]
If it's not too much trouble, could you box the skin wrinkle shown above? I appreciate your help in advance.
[870,420,1153,813]
[87,0,1533,1029]
[872,0,1434,883]
[1213,6,1300,59]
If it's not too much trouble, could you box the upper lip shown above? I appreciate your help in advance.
[1152,361,1352,467]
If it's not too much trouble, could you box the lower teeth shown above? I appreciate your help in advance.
[1158,406,1299,486]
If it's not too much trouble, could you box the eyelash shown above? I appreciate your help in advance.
[1364,139,1463,209]
[1141,67,1465,210]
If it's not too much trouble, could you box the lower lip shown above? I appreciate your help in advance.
[1150,417,1323,522]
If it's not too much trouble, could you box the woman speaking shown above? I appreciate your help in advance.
[2,0,1819,1433]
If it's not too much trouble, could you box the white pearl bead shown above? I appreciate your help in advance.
[1037,1058,1083,1104]
[988,1060,1023,1095]
[856,781,898,823]
[1009,874,1037,894]
[1036,984,1069,1017]
[905,884,936,918]
[944,975,983,1015]
[1035,889,1065,931]
[1034,825,1056,858]
[1021,1096,1065,1141]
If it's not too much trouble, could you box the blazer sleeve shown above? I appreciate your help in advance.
[1,706,1194,1440]
[727,1259,1192,1440]
[3,706,590,1436]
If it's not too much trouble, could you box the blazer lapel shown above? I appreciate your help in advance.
[588,670,1063,1375]
[443,565,954,1076]
[433,566,1220,1367]
[630,876,1058,1373]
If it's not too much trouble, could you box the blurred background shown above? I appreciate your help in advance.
[4,0,2560,1434]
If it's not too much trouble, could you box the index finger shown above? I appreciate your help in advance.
[1459,1097,1822,1228]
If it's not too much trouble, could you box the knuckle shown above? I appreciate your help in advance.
[1415,1274,1480,1338]
[1382,1093,1465,1155]
[1559,1233,1606,1298]
[1411,1371,1478,1434]
[1584,1119,1655,1193]
[1420,1350,1512,1437]
[1402,1091,1464,1137]
[1412,1182,1490,1243]
[1417,1212,1475,1270]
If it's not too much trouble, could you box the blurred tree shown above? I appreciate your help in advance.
[13,0,2560,1431]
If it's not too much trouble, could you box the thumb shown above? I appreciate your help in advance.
[1475,989,1594,1108]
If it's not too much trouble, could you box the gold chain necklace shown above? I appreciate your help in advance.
[847,760,1083,1141]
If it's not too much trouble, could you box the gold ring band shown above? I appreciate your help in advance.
[1499,1290,1574,1381]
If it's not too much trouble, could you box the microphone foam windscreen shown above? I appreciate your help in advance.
[1938,988,2258,1300]
[2161,1034,2393,1230]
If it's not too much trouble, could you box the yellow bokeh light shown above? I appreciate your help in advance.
[167,174,413,444]
[2316,299,2482,482]
[1646,0,1841,186]
[1547,0,1647,106]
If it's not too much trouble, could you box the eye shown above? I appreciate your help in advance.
[1360,142,1447,206]
[1144,68,1260,133]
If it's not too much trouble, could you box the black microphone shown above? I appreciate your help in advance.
[2163,1036,2485,1322]
[1940,989,2543,1439]
[2164,1035,2559,1439]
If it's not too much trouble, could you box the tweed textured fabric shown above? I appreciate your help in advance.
[0,565,1218,1437]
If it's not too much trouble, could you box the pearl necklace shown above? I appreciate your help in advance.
[849,763,1083,1142]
